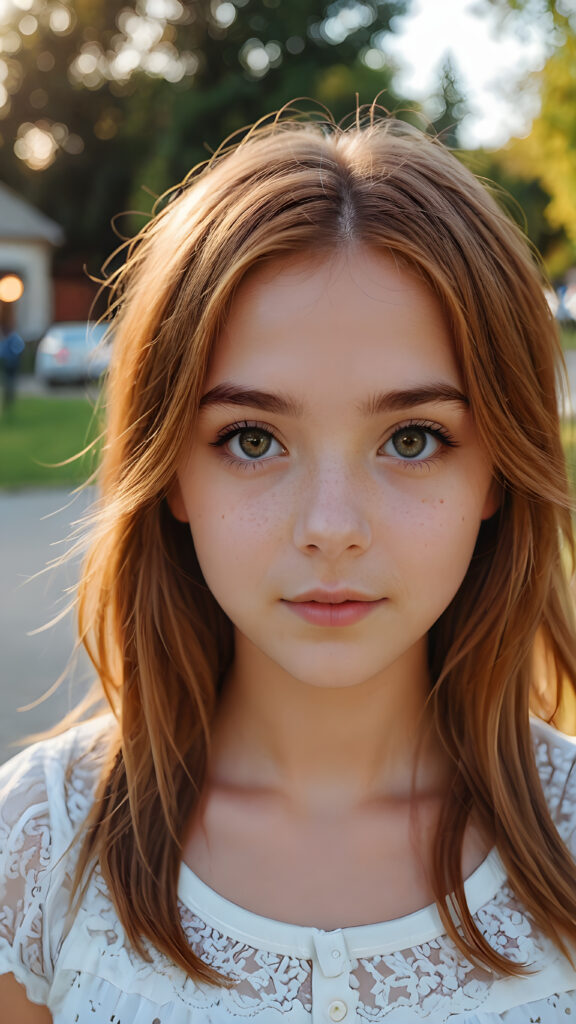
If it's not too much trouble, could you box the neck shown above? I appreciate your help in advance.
[210,635,448,814]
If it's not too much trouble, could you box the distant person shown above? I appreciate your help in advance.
[557,285,576,328]
[2,105,576,1021]
[0,328,24,412]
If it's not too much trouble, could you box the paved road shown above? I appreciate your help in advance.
[18,375,97,398]
[0,488,95,764]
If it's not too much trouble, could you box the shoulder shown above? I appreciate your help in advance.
[0,715,116,844]
[531,716,576,846]
[0,713,116,881]
[0,715,116,1004]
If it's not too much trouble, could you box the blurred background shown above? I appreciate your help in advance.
[1,0,575,760]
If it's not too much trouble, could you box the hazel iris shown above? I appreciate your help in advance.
[392,428,427,459]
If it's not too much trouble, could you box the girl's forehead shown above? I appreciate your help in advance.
[229,247,426,311]
[205,248,462,397]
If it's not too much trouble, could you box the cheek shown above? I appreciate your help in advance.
[391,491,483,585]
[187,488,283,587]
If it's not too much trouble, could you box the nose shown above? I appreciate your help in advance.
[292,460,372,557]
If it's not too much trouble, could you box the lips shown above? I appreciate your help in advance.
[282,591,386,627]
[288,589,381,604]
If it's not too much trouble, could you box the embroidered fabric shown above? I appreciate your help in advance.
[1,717,576,1022]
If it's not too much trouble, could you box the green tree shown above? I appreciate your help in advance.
[459,146,568,276]
[0,0,410,271]
[428,55,468,148]
[478,0,576,272]
[511,34,576,257]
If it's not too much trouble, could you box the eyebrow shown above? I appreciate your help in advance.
[199,381,469,416]
[199,384,304,416]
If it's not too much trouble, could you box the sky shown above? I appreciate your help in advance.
[380,0,550,148]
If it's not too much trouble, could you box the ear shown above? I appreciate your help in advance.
[166,478,189,523]
[481,478,502,521]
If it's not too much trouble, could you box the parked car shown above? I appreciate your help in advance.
[35,321,112,385]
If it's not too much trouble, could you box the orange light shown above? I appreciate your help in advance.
[0,275,24,302]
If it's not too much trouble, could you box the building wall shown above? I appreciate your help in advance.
[0,239,53,341]
[53,276,99,322]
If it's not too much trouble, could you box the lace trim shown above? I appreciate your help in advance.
[0,718,575,1020]
[52,860,556,1020]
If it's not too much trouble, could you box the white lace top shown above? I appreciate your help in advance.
[1,717,576,1023]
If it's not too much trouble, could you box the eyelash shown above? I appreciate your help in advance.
[210,418,459,471]
[210,420,286,471]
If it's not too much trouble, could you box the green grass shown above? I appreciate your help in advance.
[0,396,103,489]
[562,421,576,485]
[561,326,576,350]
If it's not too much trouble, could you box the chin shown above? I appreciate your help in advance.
[274,653,403,691]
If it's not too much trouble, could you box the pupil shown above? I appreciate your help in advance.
[239,430,270,457]
[394,428,426,458]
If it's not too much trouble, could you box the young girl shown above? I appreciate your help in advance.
[2,106,576,1024]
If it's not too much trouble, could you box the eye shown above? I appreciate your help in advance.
[380,423,455,462]
[229,427,283,460]
[212,422,285,462]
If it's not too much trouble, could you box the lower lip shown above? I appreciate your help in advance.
[283,599,386,627]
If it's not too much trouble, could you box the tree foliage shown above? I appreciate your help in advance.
[0,0,410,269]
[479,0,576,274]
[460,146,568,277]
[505,32,576,269]
[428,55,468,148]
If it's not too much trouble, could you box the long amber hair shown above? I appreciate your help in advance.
[74,106,576,981]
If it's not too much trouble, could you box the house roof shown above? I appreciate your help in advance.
[0,182,63,245]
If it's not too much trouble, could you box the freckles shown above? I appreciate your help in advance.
[411,496,447,529]
[420,497,445,509]
[236,505,276,536]
[246,488,289,529]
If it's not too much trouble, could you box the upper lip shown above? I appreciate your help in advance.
[286,589,382,604]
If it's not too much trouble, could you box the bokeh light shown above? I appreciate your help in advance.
[0,274,24,302]
[14,122,57,169]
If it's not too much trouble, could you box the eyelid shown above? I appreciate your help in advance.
[379,419,459,461]
[382,417,458,443]
[211,419,284,446]
[210,419,287,466]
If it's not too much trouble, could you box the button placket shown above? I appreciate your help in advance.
[311,930,358,1023]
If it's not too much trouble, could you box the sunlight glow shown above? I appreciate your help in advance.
[49,6,72,33]
[0,274,24,302]
[18,13,36,34]
[0,30,20,52]
[14,123,57,169]
[214,3,236,29]
[381,0,549,146]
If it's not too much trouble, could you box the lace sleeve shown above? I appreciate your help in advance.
[557,754,576,855]
[0,718,114,1010]
[533,722,576,855]
[0,743,59,1005]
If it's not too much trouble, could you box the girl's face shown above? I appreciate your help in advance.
[170,248,497,690]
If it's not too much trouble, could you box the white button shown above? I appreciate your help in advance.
[328,1000,347,1021]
